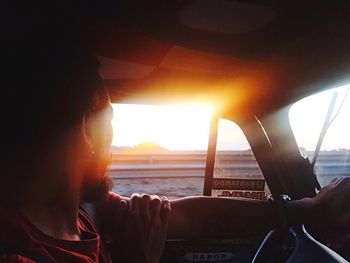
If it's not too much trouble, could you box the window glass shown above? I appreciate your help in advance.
[108,103,212,199]
[212,119,270,200]
[289,85,350,187]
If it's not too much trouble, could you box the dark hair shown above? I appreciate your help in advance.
[0,2,113,207]
[1,34,102,172]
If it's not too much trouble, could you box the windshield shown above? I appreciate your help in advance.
[289,84,350,186]
[108,103,265,199]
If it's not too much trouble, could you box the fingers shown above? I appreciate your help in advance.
[115,199,128,224]
[337,176,350,186]
[319,177,348,194]
[161,196,171,224]
[131,194,171,224]
[327,177,350,193]
[330,177,340,184]
[315,177,350,228]
[141,193,151,221]
[121,193,170,263]
[130,193,141,215]
[112,199,129,238]
[129,193,171,221]
[329,177,344,188]
[117,199,128,218]
[150,195,162,223]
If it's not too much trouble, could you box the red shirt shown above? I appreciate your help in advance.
[0,209,110,263]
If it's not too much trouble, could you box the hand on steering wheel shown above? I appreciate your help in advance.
[118,193,171,263]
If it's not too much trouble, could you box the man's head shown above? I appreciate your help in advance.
[1,37,114,206]
[81,87,114,203]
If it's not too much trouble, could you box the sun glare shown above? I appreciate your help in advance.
[112,84,350,152]
[112,103,213,151]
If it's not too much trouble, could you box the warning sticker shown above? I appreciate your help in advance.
[216,190,266,200]
[212,178,265,191]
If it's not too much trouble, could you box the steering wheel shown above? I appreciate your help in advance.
[252,224,348,263]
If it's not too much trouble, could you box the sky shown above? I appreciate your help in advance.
[112,103,213,151]
[289,84,350,151]
[112,84,350,151]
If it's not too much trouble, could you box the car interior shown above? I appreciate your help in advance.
[8,1,350,262]
[78,1,350,262]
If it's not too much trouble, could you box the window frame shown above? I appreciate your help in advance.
[203,114,285,198]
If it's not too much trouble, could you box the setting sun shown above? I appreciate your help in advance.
[112,84,350,152]
[112,103,213,151]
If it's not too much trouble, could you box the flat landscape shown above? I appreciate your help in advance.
[108,149,350,199]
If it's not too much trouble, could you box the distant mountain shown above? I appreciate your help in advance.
[112,142,169,154]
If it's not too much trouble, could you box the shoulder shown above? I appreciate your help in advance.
[0,208,35,247]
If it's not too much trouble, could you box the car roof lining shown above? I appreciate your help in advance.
[91,3,350,114]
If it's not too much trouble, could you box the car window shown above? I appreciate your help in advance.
[211,119,270,200]
[108,103,212,199]
[289,85,350,187]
